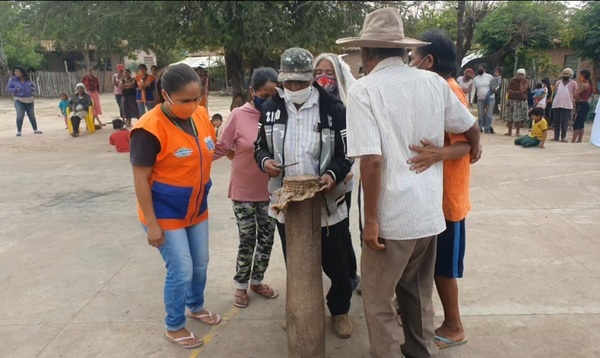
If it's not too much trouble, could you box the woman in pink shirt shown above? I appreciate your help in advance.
[213,68,279,308]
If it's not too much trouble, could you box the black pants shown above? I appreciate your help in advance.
[574,102,590,130]
[115,94,124,118]
[345,191,358,280]
[277,219,353,316]
[552,108,572,140]
[70,116,82,132]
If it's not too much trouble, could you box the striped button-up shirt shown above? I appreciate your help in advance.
[271,87,348,226]
[347,57,476,240]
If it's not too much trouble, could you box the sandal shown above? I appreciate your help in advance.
[186,310,222,326]
[251,284,279,299]
[233,293,250,308]
[163,331,203,349]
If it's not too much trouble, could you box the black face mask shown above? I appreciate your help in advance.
[562,76,571,81]
[477,70,484,75]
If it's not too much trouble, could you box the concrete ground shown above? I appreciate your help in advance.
[1,93,599,358]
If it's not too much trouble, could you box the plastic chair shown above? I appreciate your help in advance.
[66,100,95,134]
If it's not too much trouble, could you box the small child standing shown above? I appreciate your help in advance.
[514,107,548,148]
[211,113,224,139]
[58,92,70,129]
[109,119,130,153]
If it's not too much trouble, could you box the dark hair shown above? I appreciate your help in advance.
[59,92,68,99]
[156,64,202,104]
[250,67,278,90]
[542,77,550,86]
[536,83,542,89]
[363,47,406,61]
[211,113,223,121]
[125,69,132,74]
[151,65,158,71]
[494,66,503,75]
[416,29,457,77]
[112,119,124,129]
[529,107,544,117]
[580,69,591,81]
[138,64,148,71]
[12,66,29,80]
[478,64,487,71]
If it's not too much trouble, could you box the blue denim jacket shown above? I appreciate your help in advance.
[7,76,35,98]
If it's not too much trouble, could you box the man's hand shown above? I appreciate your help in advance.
[407,139,445,174]
[470,144,482,164]
[319,174,336,192]
[147,223,165,248]
[363,220,385,251]
[264,159,282,177]
[343,172,354,185]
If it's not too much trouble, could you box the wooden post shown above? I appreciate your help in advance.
[283,175,326,358]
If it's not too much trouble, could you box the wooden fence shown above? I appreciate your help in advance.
[1,70,114,98]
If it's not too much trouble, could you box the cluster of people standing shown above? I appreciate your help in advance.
[131,7,485,358]
[457,64,595,144]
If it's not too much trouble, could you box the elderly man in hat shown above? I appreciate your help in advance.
[338,8,481,358]
[551,68,578,142]
[254,47,355,338]
[113,64,125,119]
[504,68,529,136]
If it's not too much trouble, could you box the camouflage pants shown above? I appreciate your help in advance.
[232,201,276,289]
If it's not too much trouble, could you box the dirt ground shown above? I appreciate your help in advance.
[1,93,600,358]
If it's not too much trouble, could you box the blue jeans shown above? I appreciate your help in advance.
[137,101,155,116]
[477,97,495,131]
[14,100,38,132]
[147,220,210,331]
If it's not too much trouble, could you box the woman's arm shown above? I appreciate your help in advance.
[213,114,237,160]
[132,165,164,247]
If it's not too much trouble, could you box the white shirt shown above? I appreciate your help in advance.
[456,76,473,92]
[271,87,348,226]
[346,57,476,240]
[473,73,494,99]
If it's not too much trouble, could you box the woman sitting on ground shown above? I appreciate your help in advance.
[70,83,92,137]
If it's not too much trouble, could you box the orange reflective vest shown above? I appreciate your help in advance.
[133,105,216,230]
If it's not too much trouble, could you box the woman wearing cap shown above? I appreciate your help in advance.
[504,69,529,136]
[214,67,280,308]
[7,66,43,137]
[113,64,125,119]
[130,64,220,349]
[551,68,579,142]
[82,67,105,127]
[69,83,92,137]
[314,53,361,293]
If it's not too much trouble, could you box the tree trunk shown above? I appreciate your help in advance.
[284,176,326,358]
[225,50,246,111]
[455,0,467,69]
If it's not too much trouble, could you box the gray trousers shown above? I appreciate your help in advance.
[362,236,438,358]
[477,98,495,131]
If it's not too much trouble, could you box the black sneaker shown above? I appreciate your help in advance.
[489,127,495,134]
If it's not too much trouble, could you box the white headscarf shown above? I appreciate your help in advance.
[75,83,86,93]
[313,53,356,105]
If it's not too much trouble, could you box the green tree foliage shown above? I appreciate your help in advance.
[569,1,600,62]
[0,2,44,73]
[472,0,566,70]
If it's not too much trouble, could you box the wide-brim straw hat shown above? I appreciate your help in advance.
[336,8,429,48]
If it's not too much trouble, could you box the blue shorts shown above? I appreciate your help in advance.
[435,219,466,278]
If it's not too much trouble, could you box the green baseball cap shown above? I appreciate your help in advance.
[278,47,314,82]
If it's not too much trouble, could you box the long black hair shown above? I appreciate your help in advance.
[250,67,278,90]
[12,66,29,80]
[416,29,457,78]
[156,64,202,104]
